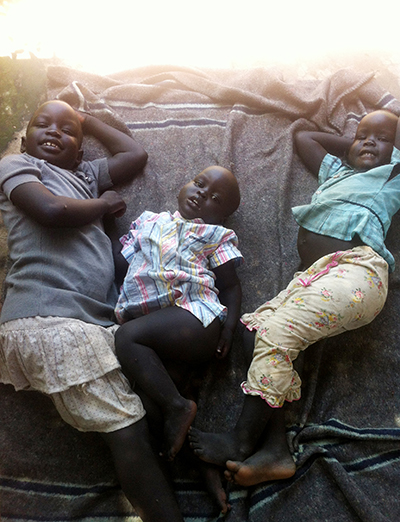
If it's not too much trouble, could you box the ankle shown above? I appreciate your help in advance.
[164,396,193,414]
[231,430,258,460]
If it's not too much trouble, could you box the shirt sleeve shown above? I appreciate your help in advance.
[318,153,342,185]
[0,154,42,198]
[208,228,244,269]
[120,211,156,263]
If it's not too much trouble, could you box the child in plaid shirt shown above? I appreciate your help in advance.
[114,166,243,464]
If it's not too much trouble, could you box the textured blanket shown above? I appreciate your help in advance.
[1,63,400,521]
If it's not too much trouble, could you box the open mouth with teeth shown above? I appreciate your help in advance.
[359,150,376,157]
[41,140,61,150]
[188,197,200,208]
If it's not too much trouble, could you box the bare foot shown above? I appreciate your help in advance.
[224,449,296,487]
[188,427,251,466]
[162,399,197,461]
[200,462,231,514]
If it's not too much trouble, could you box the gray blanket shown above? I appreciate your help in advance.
[1,64,400,521]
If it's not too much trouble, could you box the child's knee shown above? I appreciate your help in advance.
[114,324,135,360]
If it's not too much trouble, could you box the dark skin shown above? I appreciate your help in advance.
[13,100,148,226]
[189,110,400,488]
[295,110,400,269]
[114,166,241,513]
[177,166,242,357]
[11,100,188,522]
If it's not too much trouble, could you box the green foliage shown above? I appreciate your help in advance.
[0,57,46,153]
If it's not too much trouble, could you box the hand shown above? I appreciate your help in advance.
[215,326,233,359]
[99,190,127,218]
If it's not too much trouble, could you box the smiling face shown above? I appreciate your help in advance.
[347,110,398,172]
[21,100,83,170]
[178,166,240,225]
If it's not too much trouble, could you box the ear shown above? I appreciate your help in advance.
[20,136,26,153]
[73,148,84,169]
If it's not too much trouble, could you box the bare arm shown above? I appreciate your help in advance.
[213,260,242,359]
[10,182,127,228]
[79,113,148,186]
[10,113,148,228]
[295,130,353,176]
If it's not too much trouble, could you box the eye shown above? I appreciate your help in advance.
[211,194,220,202]
[378,136,389,142]
[62,128,75,136]
[32,117,49,128]
[193,180,203,187]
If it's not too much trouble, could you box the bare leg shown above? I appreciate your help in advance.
[189,394,273,466]
[179,441,230,514]
[101,418,184,522]
[224,407,296,486]
[188,327,294,478]
[115,308,220,460]
[133,360,196,437]
[200,462,231,514]
[241,325,256,367]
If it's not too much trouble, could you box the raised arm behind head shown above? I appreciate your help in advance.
[12,100,148,228]
[77,110,148,186]
[21,99,147,186]
[295,130,353,176]
[296,110,399,176]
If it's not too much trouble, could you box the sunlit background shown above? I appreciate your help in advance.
[1,0,400,75]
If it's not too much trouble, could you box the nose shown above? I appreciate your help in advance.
[46,124,61,137]
[196,187,206,199]
[363,135,375,145]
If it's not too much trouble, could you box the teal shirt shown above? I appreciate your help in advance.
[292,147,400,272]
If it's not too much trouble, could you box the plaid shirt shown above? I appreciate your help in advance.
[115,211,243,325]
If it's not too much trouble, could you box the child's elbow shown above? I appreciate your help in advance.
[127,149,148,176]
[295,130,308,147]
[137,150,148,169]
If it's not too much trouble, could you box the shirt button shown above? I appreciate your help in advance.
[315,190,322,195]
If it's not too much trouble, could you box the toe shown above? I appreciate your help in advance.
[226,459,240,472]
[224,469,235,483]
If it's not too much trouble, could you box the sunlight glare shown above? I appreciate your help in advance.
[1,0,400,75]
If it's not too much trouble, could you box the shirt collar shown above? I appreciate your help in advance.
[173,210,205,224]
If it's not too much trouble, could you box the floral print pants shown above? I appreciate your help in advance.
[241,246,388,407]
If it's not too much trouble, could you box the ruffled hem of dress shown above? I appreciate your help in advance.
[240,381,301,408]
[240,314,262,332]
[0,318,121,394]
